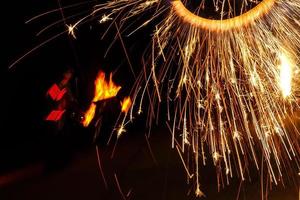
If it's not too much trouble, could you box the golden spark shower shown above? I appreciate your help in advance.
[68,0,300,196]
[19,0,300,198]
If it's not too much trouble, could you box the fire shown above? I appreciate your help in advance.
[82,71,121,127]
[82,103,96,127]
[121,97,132,113]
[279,53,293,98]
[93,71,121,102]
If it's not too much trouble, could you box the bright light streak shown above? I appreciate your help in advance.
[279,53,293,98]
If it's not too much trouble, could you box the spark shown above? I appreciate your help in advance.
[117,125,126,138]
[66,24,76,39]
[195,187,205,198]
[212,151,222,163]
[99,14,113,24]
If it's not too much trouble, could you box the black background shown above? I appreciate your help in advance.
[2,0,299,199]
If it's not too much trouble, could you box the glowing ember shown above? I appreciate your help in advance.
[82,103,96,127]
[121,97,132,113]
[279,53,293,98]
[93,71,121,102]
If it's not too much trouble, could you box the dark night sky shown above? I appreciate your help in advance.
[2,0,299,199]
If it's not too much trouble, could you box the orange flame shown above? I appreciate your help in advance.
[93,71,121,102]
[121,97,132,113]
[82,103,96,127]
[82,71,121,127]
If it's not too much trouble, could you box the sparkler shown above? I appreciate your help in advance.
[32,0,300,197]
[74,0,300,196]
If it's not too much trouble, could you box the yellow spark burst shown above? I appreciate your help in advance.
[66,24,77,39]
[71,0,300,197]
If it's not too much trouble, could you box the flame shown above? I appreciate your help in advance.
[82,103,96,127]
[82,71,121,127]
[279,53,293,98]
[93,71,121,102]
[121,97,132,113]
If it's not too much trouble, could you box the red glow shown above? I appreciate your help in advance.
[46,110,65,121]
[47,84,67,101]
